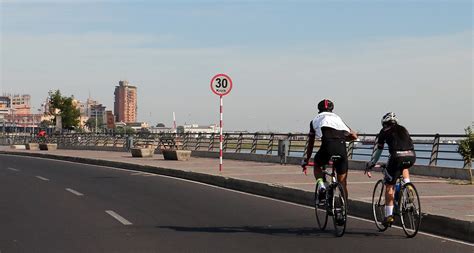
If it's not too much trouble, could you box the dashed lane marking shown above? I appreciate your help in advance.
[105,210,133,225]
[66,188,84,196]
[35,176,50,181]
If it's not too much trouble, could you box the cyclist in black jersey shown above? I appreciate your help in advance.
[365,112,416,227]
[302,99,358,199]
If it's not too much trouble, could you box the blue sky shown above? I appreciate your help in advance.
[3,1,471,45]
[1,0,472,133]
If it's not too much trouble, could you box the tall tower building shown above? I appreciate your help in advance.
[114,80,137,123]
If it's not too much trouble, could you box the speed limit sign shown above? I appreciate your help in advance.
[210,74,233,97]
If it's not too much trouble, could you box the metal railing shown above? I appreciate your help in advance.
[0,132,470,169]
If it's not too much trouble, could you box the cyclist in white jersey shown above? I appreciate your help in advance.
[302,99,358,199]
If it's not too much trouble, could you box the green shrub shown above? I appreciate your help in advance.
[458,126,474,161]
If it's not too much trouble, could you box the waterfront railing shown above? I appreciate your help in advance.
[0,132,470,169]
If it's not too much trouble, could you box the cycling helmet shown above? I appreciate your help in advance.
[381,112,398,126]
[317,99,334,113]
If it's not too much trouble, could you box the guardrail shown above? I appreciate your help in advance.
[0,132,470,169]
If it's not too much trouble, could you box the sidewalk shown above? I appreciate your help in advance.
[1,147,473,242]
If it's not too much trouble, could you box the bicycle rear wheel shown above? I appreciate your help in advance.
[314,183,328,230]
[332,183,347,237]
[372,179,387,231]
[400,182,421,238]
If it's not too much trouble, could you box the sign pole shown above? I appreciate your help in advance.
[219,95,223,171]
[210,73,233,172]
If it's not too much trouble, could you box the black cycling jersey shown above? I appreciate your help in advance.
[377,124,414,155]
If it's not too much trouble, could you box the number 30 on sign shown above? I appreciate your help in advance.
[210,74,233,97]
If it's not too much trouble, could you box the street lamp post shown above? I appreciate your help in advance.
[95,108,98,134]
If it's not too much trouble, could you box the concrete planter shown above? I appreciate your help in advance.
[162,150,192,161]
[10,145,26,150]
[26,143,40,151]
[39,143,58,151]
[131,148,155,158]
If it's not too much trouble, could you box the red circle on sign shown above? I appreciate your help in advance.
[210,73,233,96]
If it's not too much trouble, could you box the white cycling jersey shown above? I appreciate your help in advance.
[312,112,350,138]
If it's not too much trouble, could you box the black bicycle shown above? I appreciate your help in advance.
[370,163,421,238]
[305,156,347,237]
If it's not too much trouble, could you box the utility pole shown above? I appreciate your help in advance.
[95,108,98,134]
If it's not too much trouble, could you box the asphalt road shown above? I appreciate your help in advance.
[0,154,472,253]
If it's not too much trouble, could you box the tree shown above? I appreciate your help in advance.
[156,123,166,127]
[177,125,184,134]
[458,126,474,160]
[115,126,136,134]
[86,117,104,132]
[48,90,80,130]
[458,126,474,183]
[39,120,53,130]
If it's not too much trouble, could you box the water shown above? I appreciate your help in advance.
[240,143,466,168]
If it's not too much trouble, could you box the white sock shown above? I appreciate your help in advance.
[404,178,410,183]
[385,205,394,216]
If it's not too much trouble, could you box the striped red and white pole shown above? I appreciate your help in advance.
[219,95,223,171]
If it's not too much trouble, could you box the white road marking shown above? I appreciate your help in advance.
[35,176,49,181]
[358,195,474,201]
[419,195,474,199]
[6,155,472,246]
[66,188,84,196]
[131,172,158,177]
[225,172,299,176]
[7,167,19,172]
[105,210,133,225]
[285,180,448,185]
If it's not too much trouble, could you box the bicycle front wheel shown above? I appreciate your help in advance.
[372,179,387,231]
[314,183,328,230]
[400,182,421,238]
[332,183,347,237]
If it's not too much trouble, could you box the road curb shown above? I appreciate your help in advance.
[1,150,472,243]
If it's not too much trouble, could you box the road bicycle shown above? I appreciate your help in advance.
[370,163,421,238]
[304,156,347,237]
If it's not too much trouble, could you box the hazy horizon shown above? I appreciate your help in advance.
[1,0,472,134]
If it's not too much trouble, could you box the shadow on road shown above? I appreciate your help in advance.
[157,225,380,238]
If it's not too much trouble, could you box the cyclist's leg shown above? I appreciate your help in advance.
[333,140,349,198]
[384,156,400,224]
[337,173,348,198]
[385,185,395,207]
[313,147,329,182]
[401,154,416,183]
[336,155,349,199]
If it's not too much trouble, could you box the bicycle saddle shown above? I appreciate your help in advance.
[330,155,342,162]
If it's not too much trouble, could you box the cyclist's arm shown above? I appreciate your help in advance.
[305,121,316,162]
[341,118,357,141]
[371,149,382,164]
[344,129,358,141]
[370,131,385,164]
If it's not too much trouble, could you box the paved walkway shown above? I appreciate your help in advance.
[2,147,473,222]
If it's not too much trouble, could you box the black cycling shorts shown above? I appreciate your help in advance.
[385,151,416,185]
[313,139,348,175]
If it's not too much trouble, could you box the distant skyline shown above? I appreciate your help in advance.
[1,0,472,133]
